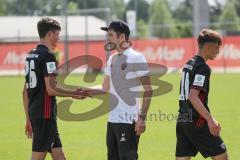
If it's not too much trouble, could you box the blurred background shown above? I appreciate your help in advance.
[0,0,240,74]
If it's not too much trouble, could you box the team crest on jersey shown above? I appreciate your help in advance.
[193,74,205,87]
[121,63,127,70]
[46,62,56,74]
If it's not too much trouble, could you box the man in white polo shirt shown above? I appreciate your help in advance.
[100,20,153,160]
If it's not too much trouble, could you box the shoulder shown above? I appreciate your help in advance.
[107,53,115,62]
[127,48,144,57]
[109,53,117,59]
[31,45,54,60]
[41,51,56,62]
[25,47,47,60]
[194,63,211,76]
[195,61,210,70]
[189,57,210,71]
[126,48,146,62]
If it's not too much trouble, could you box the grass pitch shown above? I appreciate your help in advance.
[0,73,239,160]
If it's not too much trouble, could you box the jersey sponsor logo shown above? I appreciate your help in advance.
[46,62,56,74]
[193,74,205,87]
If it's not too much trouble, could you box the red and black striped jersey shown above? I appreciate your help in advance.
[178,55,210,122]
[25,44,57,120]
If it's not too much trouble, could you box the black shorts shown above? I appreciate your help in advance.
[107,122,140,160]
[30,118,62,152]
[175,121,227,158]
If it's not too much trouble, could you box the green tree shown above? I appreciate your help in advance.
[72,0,104,9]
[0,0,7,15]
[171,0,193,37]
[2,0,63,15]
[125,0,149,21]
[39,0,64,15]
[108,0,125,19]
[209,0,223,23]
[5,0,43,15]
[137,19,148,39]
[149,0,177,38]
[175,20,192,38]
[219,0,240,34]
[171,0,192,21]
[235,0,240,17]
[70,0,125,20]
[67,1,78,12]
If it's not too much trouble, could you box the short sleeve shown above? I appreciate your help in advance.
[104,55,112,76]
[43,53,57,76]
[133,54,150,77]
[191,65,210,92]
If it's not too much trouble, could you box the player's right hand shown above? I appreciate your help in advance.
[25,119,32,139]
[75,88,92,99]
[135,118,146,135]
[207,118,221,136]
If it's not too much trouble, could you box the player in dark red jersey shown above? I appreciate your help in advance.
[22,17,87,160]
[176,29,228,160]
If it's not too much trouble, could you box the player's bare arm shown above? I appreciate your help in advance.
[188,88,221,136]
[86,75,110,95]
[135,75,153,135]
[44,76,88,99]
[22,83,32,138]
[102,75,110,91]
[74,75,110,100]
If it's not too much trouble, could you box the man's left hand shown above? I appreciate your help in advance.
[135,117,146,135]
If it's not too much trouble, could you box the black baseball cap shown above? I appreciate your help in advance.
[101,20,130,37]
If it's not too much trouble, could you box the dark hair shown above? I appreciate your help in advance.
[116,31,130,41]
[37,17,61,38]
[197,29,222,49]
[101,20,130,41]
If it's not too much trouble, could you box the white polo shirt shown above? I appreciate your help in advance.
[104,47,149,124]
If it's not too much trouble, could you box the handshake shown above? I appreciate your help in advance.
[73,88,92,100]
